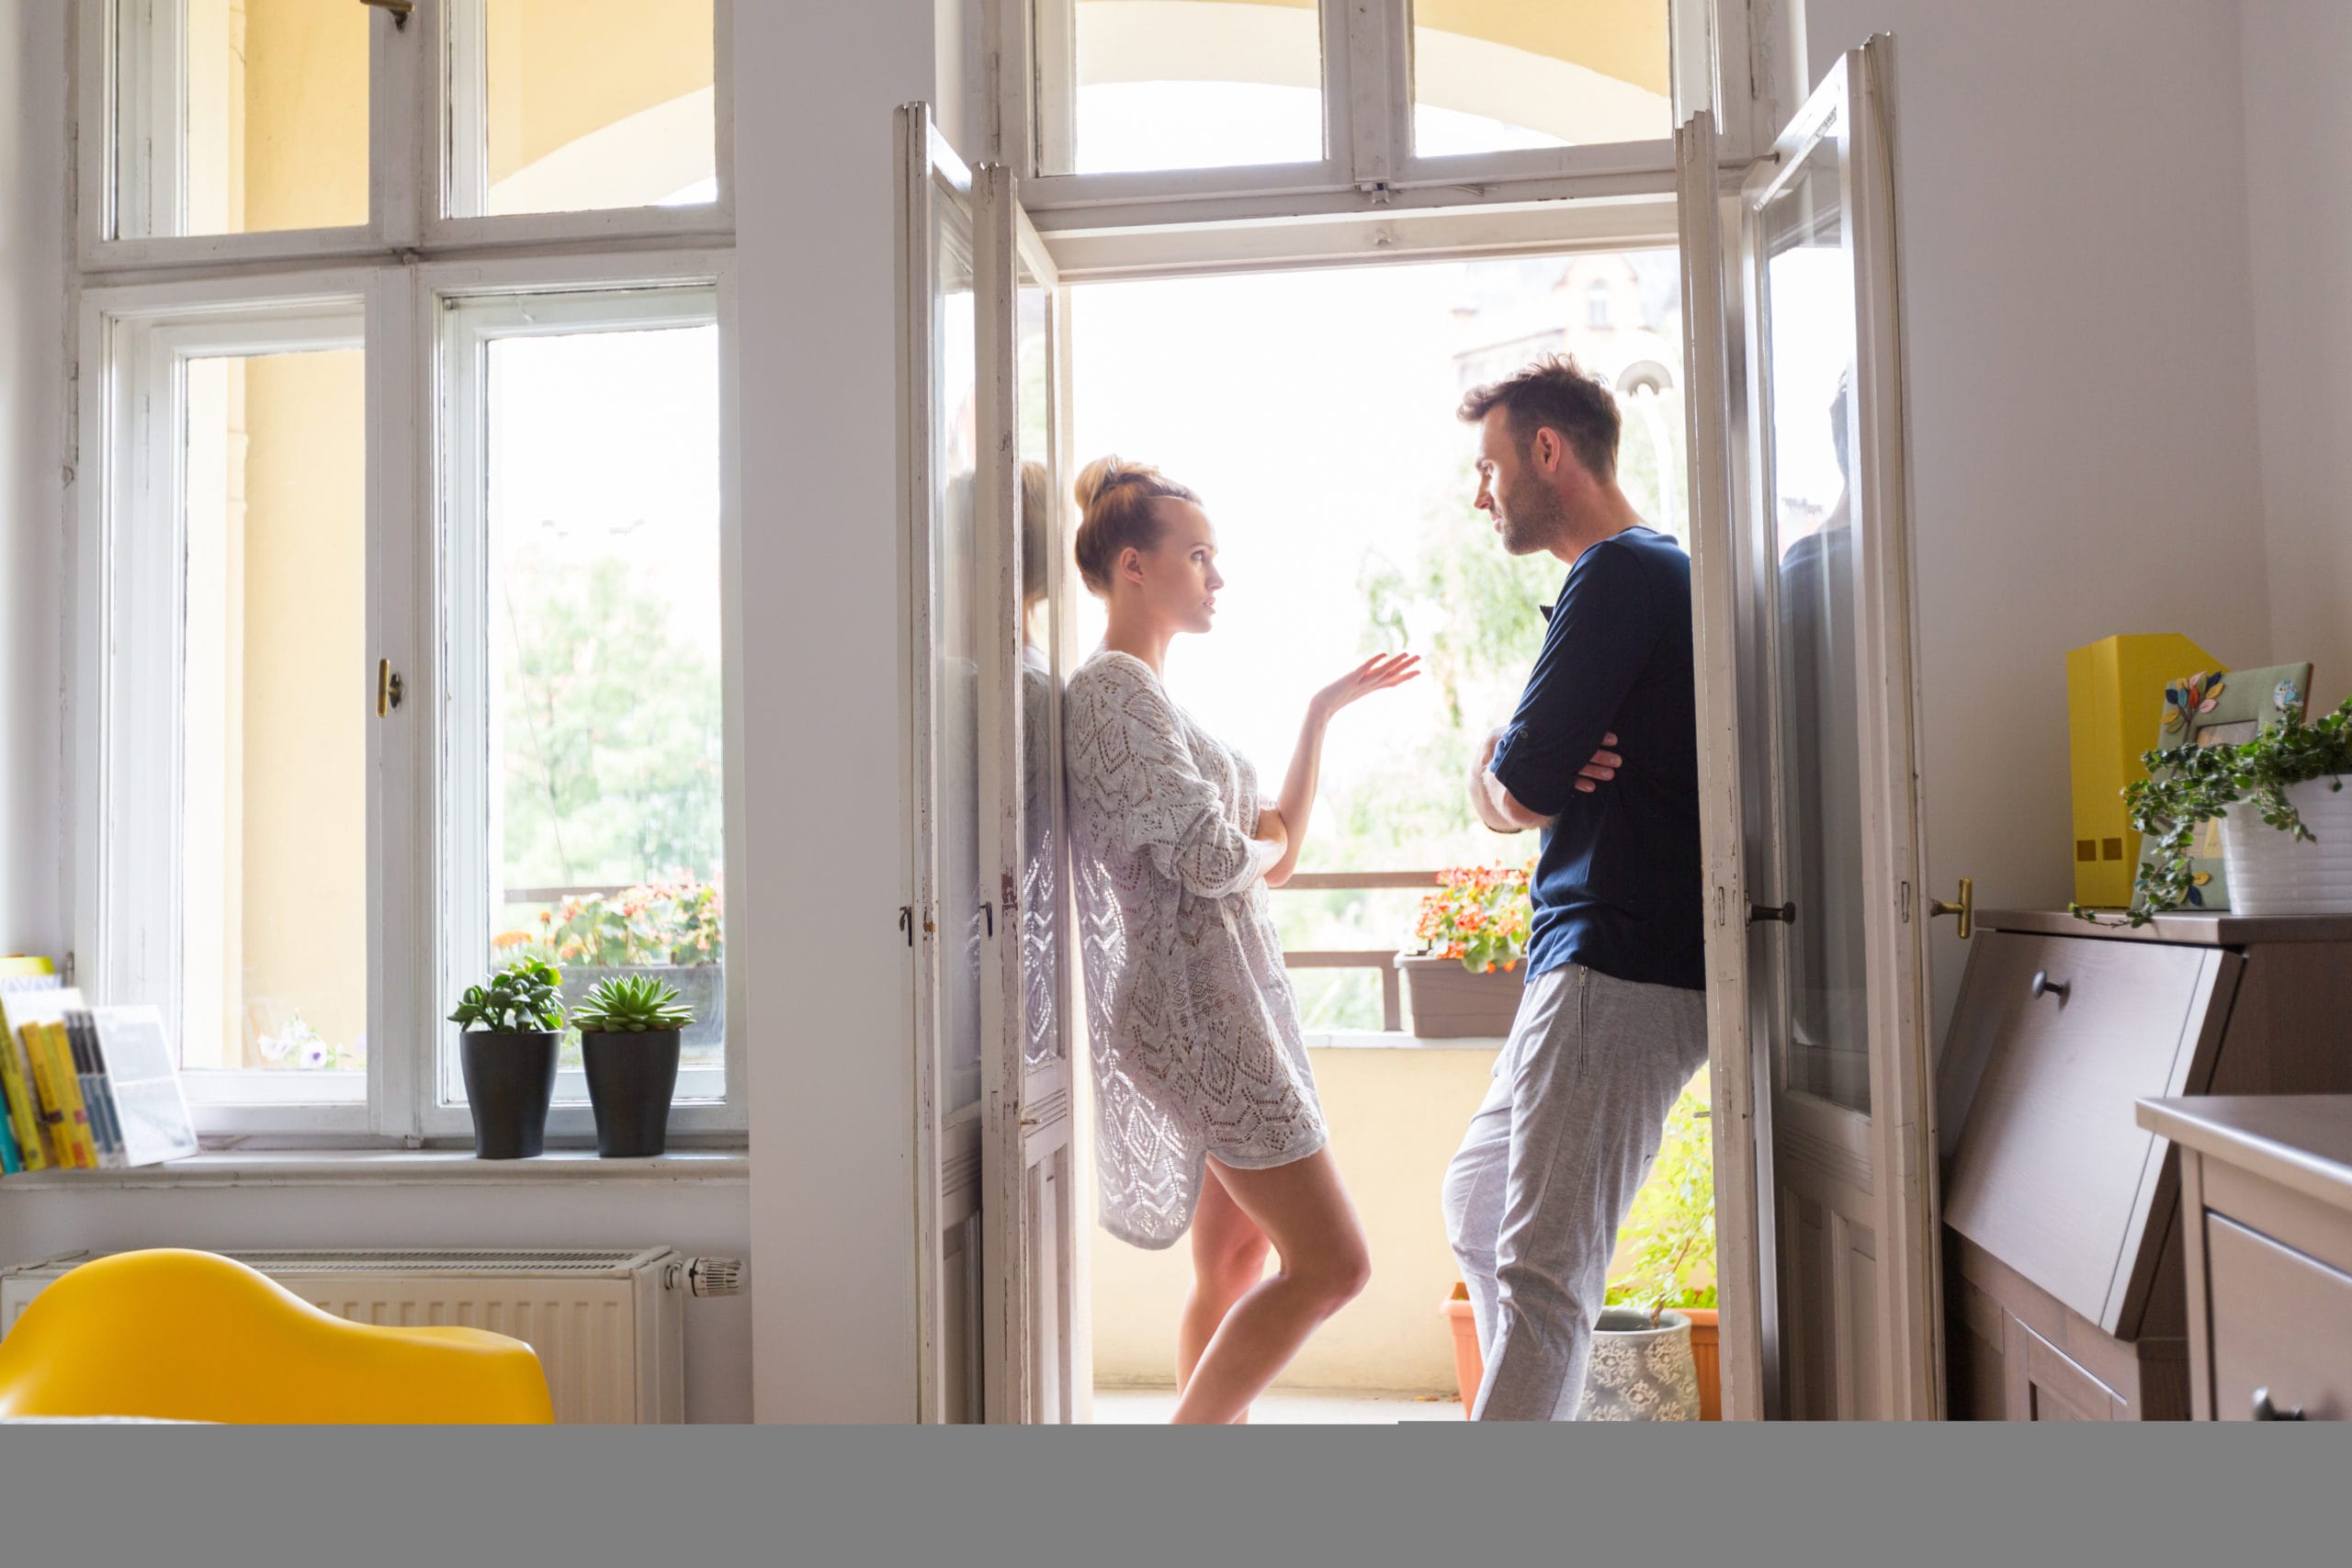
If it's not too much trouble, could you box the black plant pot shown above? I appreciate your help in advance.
[458,1031,560,1159]
[581,1030,683,1157]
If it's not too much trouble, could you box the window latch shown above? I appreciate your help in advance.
[357,0,414,28]
[376,659,404,716]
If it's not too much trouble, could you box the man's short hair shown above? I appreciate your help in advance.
[1457,354,1621,481]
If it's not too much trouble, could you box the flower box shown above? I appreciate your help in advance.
[1395,954,1524,1039]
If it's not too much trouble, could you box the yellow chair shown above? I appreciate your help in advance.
[0,1248,554,1424]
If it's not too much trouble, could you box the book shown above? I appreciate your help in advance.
[0,966,65,1169]
[6,986,97,1169]
[78,1006,196,1168]
[64,1009,128,1169]
[0,1083,20,1174]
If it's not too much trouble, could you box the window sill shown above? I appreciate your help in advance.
[1303,1031,1506,1051]
[0,1148,750,1190]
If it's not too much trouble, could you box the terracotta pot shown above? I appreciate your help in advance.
[1396,954,1525,1039]
[1442,1284,1723,1421]
[1684,1307,1722,1421]
[1442,1280,1481,1417]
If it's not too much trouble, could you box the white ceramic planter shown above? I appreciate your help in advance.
[1577,1308,1702,1421]
[2219,775,2352,916]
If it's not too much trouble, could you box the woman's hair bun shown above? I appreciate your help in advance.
[1069,455,1200,597]
[1072,455,1128,513]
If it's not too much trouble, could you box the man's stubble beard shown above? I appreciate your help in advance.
[1497,472,1567,557]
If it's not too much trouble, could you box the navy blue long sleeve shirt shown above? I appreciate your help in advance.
[1487,525,1706,992]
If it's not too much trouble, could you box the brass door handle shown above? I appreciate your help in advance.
[1928,876,1973,940]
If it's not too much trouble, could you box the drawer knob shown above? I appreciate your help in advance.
[2252,1387,2304,1422]
[2029,970,2070,1004]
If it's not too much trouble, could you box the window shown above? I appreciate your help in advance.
[1011,0,1728,212]
[74,3,740,1141]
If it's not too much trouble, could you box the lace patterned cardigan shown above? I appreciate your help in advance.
[1061,650,1329,1249]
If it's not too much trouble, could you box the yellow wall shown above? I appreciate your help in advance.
[487,0,713,184]
[242,0,369,232]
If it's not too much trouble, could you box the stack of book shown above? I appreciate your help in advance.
[0,956,198,1174]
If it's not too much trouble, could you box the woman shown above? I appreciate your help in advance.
[1061,455,1419,1424]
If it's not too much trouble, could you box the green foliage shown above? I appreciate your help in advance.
[1411,862,1534,975]
[2072,697,2352,927]
[571,972,694,1033]
[501,553,724,892]
[1603,1074,1717,1325]
[448,959,565,1034]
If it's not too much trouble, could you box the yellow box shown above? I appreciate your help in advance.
[2066,634,2224,908]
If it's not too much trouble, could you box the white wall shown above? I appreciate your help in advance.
[1,3,66,964]
[1797,1,2276,1033]
[0,1178,753,1423]
[2241,0,2352,713]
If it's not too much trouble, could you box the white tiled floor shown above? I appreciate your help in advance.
[1092,1387,1464,1424]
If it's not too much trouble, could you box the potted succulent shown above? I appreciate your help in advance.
[572,973,693,1158]
[447,959,565,1160]
[1395,862,1533,1038]
[1441,1074,1720,1420]
[2076,695,2352,924]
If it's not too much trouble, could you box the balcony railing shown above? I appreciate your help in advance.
[508,869,1444,1032]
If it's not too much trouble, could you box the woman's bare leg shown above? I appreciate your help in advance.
[1177,1168,1271,1420]
[1170,1150,1371,1425]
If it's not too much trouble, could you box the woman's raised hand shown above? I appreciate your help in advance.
[1309,652,1421,723]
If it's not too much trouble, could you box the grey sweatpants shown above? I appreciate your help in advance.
[1442,962,1709,1420]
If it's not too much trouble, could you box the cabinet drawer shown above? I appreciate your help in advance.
[2207,1214,2352,1421]
[1944,932,2235,1330]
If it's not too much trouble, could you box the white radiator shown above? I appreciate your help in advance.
[0,1247,743,1425]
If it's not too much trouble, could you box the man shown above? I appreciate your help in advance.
[1441,355,1708,1421]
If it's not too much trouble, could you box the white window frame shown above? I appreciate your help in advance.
[75,0,734,271]
[66,1,742,1145]
[422,254,743,1144]
[990,0,1764,230]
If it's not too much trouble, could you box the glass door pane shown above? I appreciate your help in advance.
[180,347,368,1090]
[448,0,718,218]
[1036,0,1325,175]
[1756,126,1869,1113]
[119,0,370,238]
[1410,0,1673,157]
[1014,263,1064,1070]
[936,207,986,1116]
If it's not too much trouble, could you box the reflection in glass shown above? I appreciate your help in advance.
[1411,0,1672,158]
[936,211,986,1114]
[464,0,717,217]
[1045,0,1325,175]
[180,350,368,1082]
[488,323,726,1095]
[125,1,370,237]
[1760,134,1869,1112]
[1016,274,1065,1069]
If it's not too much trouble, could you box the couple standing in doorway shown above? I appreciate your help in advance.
[1060,355,1708,1424]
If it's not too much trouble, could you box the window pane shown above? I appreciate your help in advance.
[181,349,368,1089]
[1411,1,1672,158]
[485,321,726,1097]
[1037,0,1325,175]
[935,209,985,1116]
[454,0,718,218]
[119,0,369,237]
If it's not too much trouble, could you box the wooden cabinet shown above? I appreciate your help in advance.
[2139,1096,2352,1422]
[1937,911,2352,1420]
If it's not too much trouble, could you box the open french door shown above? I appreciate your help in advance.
[1679,37,1945,1421]
[901,104,1084,1424]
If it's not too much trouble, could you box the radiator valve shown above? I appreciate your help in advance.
[672,1256,745,1298]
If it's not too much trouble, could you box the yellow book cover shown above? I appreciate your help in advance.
[40,1022,100,1169]
[0,959,61,1170]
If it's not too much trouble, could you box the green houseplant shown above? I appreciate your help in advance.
[2075,696,2352,926]
[447,959,566,1160]
[571,973,695,1158]
[1396,862,1533,1038]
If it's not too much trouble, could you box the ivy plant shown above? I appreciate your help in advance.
[448,959,566,1033]
[2074,696,2352,928]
